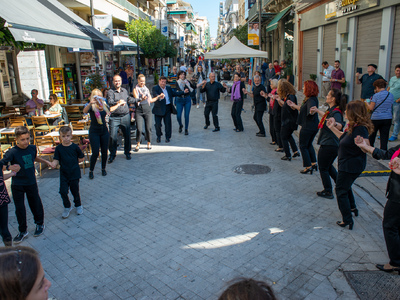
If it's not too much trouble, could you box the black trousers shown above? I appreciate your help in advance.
[60,177,81,208]
[0,204,11,244]
[318,145,338,193]
[109,114,131,157]
[369,119,392,150]
[273,117,283,148]
[11,184,44,233]
[231,100,244,131]
[383,199,400,267]
[204,101,219,128]
[253,110,265,134]
[135,104,152,143]
[89,129,109,171]
[281,126,298,157]
[155,104,172,140]
[299,128,318,167]
[269,113,277,143]
[335,171,360,223]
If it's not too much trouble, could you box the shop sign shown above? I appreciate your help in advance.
[161,20,168,37]
[325,0,379,20]
[248,22,259,46]
[179,36,184,48]
[93,15,113,40]
[80,52,95,65]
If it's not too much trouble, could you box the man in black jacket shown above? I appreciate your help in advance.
[200,73,227,132]
[244,75,267,137]
[152,76,184,143]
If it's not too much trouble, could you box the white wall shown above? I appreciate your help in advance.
[17,51,50,101]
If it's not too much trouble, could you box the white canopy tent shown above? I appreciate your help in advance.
[204,37,268,59]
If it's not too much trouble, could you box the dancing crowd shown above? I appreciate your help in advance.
[0,58,399,299]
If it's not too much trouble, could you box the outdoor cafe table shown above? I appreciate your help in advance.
[0,127,16,143]
[45,130,88,137]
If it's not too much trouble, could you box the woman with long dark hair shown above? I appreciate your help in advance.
[229,73,246,132]
[287,80,319,173]
[276,80,299,160]
[175,71,193,135]
[326,100,374,229]
[310,89,346,199]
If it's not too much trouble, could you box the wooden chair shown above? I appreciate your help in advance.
[34,135,56,176]
[64,106,82,121]
[70,121,85,130]
[31,116,57,141]
[0,143,12,159]
[71,135,88,174]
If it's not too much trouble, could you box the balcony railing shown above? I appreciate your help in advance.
[112,0,151,19]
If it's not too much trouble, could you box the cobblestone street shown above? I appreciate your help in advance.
[7,98,390,299]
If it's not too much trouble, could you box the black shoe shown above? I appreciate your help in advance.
[34,224,45,237]
[300,167,313,174]
[213,128,220,132]
[185,129,188,135]
[351,208,359,217]
[102,169,107,176]
[270,142,276,145]
[204,125,208,129]
[256,133,266,137]
[13,232,28,244]
[235,129,243,132]
[293,151,300,158]
[281,156,292,161]
[233,128,237,131]
[4,240,12,247]
[165,138,170,143]
[179,125,183,133]
[126,153,132,160]
[89,171,94,179]
[156,137,161,143]
[336,221,353,230]
[108,156,115,164]
[376,264,400,273]
[312,164,318,171]
[316,190,334,199]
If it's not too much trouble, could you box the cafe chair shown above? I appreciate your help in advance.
[34,135,56,176]
[71,135,88,174]
[0,140,12,159]
[65,106,82,121]
[31,116,57,141]
[2,107,16,114]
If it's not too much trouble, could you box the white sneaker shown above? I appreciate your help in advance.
[76,206,84,215]
[62,207,72,219]
[196,105,199,108]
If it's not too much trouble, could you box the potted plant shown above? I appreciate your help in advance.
[310,74,317,81]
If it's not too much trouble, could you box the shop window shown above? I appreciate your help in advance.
[6,52,17,95]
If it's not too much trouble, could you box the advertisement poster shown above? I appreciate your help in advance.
[93,15,113,40]
[248,22,259,46]
[161,20,168,37]
[248,0,256,9]
[80,52,95,65]
[179,36,184,49]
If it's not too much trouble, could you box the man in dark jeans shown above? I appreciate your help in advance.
[200,73,227,132]
[107,75,136,163]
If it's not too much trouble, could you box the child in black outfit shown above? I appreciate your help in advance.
[0,126,51,244]
[50,126,84,219]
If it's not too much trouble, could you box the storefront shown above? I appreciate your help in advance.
[294,0,400,100]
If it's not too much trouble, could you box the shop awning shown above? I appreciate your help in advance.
[113,29,143,54]
[0,0,113,51]
[266,6,292,32]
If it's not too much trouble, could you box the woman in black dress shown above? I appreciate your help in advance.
[287,80,319,173]
[326,100,373,229]
[276,80,299,160]
[83,89,110,179]
[310,89,346,199]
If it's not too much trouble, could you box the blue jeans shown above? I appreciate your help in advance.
[176,96,192,130]
[392,102,400,137]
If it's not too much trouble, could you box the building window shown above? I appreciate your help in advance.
[340,33,348,74]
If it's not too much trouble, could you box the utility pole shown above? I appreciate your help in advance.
[258,0,262,50]
[89,0,99,74]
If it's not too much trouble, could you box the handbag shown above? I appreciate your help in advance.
[370,92,390,115]
[171,104,177,115]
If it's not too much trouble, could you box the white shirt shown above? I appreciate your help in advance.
[323,65,335,82]
[161,87,170,105]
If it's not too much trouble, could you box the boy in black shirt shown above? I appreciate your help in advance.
[50,126,84,219]
[0,126,51,243]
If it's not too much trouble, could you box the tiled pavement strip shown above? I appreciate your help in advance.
[5,89,393,299]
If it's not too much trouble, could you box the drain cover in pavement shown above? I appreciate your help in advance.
[344,270,400,300]
[233,164,271,175]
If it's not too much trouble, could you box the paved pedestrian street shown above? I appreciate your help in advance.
[6,99,390,299]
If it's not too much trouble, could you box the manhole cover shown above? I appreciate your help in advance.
[344,270,400,300]
[233,164,271,175]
